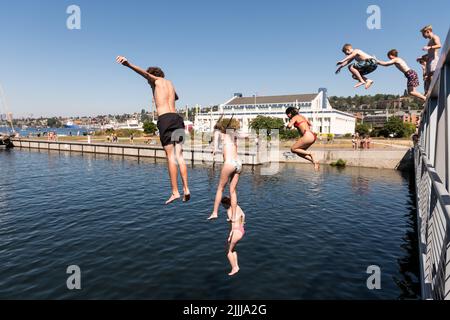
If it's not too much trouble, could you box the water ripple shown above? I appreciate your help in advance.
[0,149,419,299]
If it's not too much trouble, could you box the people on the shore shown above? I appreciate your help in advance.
[130,133,134,144]
[208,117,241,221]
[116,56,190,204]
[421,25,441,94]
[285,107,320,171]
[352,134,357,150]
[221,197,245,276]
[366,136,372,149]
[335,44,378,89]
[377,49,426,102]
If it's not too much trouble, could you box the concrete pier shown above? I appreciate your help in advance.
[11,138,412,170]
[11,139,262,166]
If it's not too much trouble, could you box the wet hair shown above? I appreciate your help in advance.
[342,44,352,53]
[221,197,231,207]
[387,49,398,58]
[285,107,299,118]
[146,67,165,78]
[214,115,240,133]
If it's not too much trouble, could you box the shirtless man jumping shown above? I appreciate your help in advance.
[116,56,190,204]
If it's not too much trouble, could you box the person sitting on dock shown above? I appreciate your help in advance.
[208,117,242,221]
[116,56,190,204]
[377,49,426,102]
[335,44,377,89]
[286,107,320,171]
[221,197,245,276]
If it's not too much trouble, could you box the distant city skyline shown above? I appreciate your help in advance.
[0,0,449,118]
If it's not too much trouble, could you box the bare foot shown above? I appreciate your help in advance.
[365,80,374,89]
[228,267,240,276]
[183,193,191,202]
[354,81,366,88]
[208,213,218,220]
[165,193,180,205]
[314,161,320,171]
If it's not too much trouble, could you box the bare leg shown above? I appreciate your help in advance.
[349,65,366,87]
[291,137,319,171]
[164,144,180,204]
[227,234,242,276]
[175,143,190,201]
[227,249,238,275]
[208,164,235,220]
[229,172,240,222]
[408,87,426,102]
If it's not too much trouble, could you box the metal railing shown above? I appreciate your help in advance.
[415,28,450,300]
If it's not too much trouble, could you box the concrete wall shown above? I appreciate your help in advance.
[12,139,411,170]
[12,139,260,165]
[277,149,412,170]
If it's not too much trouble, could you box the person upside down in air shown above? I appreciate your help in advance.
[222,197,245,276]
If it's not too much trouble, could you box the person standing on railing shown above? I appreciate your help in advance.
[420,25,442,94]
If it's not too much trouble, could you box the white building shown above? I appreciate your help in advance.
[194,89,355,135]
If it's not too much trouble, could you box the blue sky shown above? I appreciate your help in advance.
[0,0,449,117]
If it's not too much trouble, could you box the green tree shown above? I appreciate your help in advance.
[249,116,284,135]
[356,123,371,135]
[143,121,157,134]
[381,117,415,138]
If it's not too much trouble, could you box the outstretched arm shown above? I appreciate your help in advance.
[337,51,358,65]
[116,56,159,82]
[335,54,355,74]
[377,58,396,66]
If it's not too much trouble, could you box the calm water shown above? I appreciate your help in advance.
[0,149,419,299]
[1,126,94,136]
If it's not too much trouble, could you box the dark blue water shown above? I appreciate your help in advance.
[0,126,95,136]
[0,149,419,299]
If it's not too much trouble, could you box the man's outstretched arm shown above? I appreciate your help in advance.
[116,56,159,82]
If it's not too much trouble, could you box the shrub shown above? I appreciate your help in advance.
[143,121,157,135]
[331,159,347,167]
[343,133,352,138]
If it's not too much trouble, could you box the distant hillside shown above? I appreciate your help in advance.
[329,94,423,113]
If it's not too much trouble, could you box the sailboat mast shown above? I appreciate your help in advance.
[0,83,15,134]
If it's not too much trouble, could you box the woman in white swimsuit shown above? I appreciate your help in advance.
[208,116,242,222]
